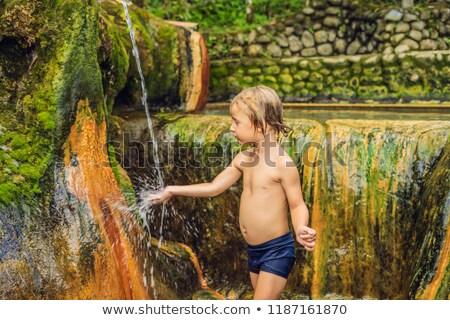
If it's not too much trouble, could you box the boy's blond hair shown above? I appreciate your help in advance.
[230,85,292,137]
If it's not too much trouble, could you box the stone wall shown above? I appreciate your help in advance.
[208,0,450,59]
[210,50,450,102]
[207,0,450,102]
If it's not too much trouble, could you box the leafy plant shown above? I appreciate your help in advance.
[145,0,306,33]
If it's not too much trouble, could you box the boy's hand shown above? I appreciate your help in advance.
[296,225,316,251]
[147,187,174,204]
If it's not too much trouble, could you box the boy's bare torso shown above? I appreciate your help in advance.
[236,145,291,245]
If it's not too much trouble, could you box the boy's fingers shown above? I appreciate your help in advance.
[299,234,316,241]
[299,233,315,238]
[305,241,315,249]
[148,195,164,203]
[297,226,316,236]
[300,239,315,246]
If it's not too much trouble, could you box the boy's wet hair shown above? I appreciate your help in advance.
[230,85,293,137]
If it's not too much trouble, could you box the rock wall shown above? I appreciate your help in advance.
[210,50,450,102]
[209,1,450,59]
[0,0,208,299]
[115,112,450,299]
[208,0,450,102]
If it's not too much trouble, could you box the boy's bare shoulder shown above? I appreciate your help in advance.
[231,150,249,170]
[231,148,259,170]
[275,148,297,170]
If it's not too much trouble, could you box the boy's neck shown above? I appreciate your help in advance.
[254,131,278,156]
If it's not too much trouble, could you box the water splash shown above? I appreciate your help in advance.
[121,0,168,299]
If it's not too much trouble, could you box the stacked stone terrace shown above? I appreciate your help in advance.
[208,0,450,102]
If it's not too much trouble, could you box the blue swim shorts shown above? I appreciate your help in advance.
[246,232,296,279]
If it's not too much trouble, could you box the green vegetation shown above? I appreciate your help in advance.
[0,1,102,205]
[0,2,57,205]
[145,0,305,33]
[144,1,446,34]
[108,143,139,212]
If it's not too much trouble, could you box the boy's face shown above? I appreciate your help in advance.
[229,104,263,145]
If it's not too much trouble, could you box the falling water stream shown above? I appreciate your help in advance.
[121,0,168,298]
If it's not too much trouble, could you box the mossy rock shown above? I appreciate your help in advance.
[310,72,323,83]
[384,66,401,74]
[192,289,224,300]
[349,77,360,88]
[351,63,363,75]
[211,65,230,78]
[360,75,384,85]
[357,85,389,98]
[294,70,310,80]
[289,65,298,74]
[281,84,293,93]
[363,66,383,76]
[331,86,356,99]
[0,1,102,205]
[263,75,277,83]
[242,76,253,84]
[319,68,331,76]
[332,68,351,79]
[265,65,281,75]
[333,79,349,88]
[247,68,262,75]
[401,85,427,98]
[280,74,294,84]
[309,60,322,71]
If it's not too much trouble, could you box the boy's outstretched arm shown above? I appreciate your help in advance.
[278,157,316,251]
[148,154,243,203]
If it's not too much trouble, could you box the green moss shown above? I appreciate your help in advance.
[265,65,281,75]
[363,66,382,76]
[435,264,450,299]
[280,84,293,93]
[37,111,56,131]
[295,70,310,80]
[0,182,18,204]
[192,289,223,300]
[146,23,178,100]
[54,4,105,127]
[402,85,426,98]
[332,68,351,78]
[18,163,42,180]
[212,65,229,78]
[349,77,360,88]
[242,76,253,84]
[357,85,389,98]
[263,75,277,83]
[310,72,323,83]
[98,9,130,114]
[360,75,383,85]
[100,1,183,106]
[331,86,356,99]
[108,144,139,216]
[247,68,261,75]
[279,74,293,84]
[10,135,26,149]
[0,1,106,205]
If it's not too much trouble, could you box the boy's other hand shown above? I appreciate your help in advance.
[147,187,173,204]
[296,225,316,251]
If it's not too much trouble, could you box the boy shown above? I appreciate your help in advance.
[148,85,316,299]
